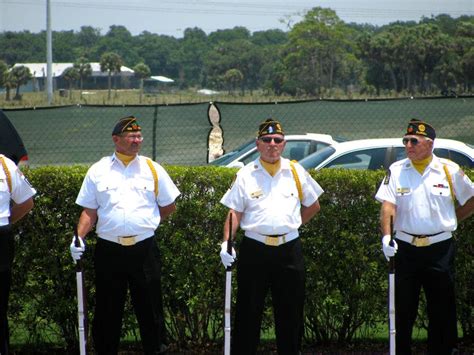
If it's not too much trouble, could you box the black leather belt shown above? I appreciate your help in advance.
[402,231,443,239]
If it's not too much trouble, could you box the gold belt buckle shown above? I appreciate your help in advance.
[265,236,279,246]
[118,236,137,246]
[412,236,430,247]
[264,235,286,246]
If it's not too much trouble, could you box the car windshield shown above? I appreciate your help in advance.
[209,139,255,166]
[299,146,336,170]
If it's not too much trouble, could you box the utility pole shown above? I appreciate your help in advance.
[46,0,53,105]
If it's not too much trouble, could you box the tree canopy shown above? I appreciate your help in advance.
[0,10,472,96]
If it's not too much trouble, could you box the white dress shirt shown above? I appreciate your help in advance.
[76,154,180,239]
[221,158,323,236]
[376,155,474,235]
[0,155,36,226]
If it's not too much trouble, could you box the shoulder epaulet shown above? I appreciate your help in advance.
[438,157,458,168]
[0,155,12,193]
[145,158,159,198]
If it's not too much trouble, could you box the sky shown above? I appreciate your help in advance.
[1,0,473,37]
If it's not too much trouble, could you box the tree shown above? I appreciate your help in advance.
[62,67,80,98]
[73,57,92,90]
[2,72,15,101]
[100,52,122,100]
[133,62,151,103]
[283,7,357,95]
[172,27,209,88]
[135,32,180,81]
[9,65,32,100]
[0,60,8,89]
[223,69,243,94]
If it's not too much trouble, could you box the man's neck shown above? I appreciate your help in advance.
[115,151,136,166]
[411,155,433,174]
[260,158,281,177]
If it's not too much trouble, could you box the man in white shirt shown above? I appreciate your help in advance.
[219,118,323,354]
[376,119,474,354]
[70,116,180,354]
[0,154,36,355]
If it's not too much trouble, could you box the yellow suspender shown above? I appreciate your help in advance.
[0,156,12,193]
[146,158,159,198]
[443,164,455,203]
[290,160,303,201]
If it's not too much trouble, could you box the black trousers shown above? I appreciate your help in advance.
[395,238,457,355]
[232,237,305,355]
[92,236,166,355]
[0,225,13,355]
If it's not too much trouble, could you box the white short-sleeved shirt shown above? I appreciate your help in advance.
[0,155,36,226]
[376,155,474,234]
[76,154,180,238]
[220,158,324,235]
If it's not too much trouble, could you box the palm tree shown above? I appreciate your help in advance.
[133,63,151,103]
[2,71,15,101]
[223,68,244,94]
[73,57,92,91]
[62,67,80,99]
[100,52,123,100]
[10,65,32,100]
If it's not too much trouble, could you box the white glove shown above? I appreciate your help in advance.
[220,241,236,268]
[381,235,398,261]
[70,236,85,263]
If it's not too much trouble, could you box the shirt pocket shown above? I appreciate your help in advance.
[430,185,452,212]
[133,179,157,203]
[396,190,413,211]
[96,180,120,205]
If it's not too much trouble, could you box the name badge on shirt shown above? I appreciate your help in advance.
[250,189,263,199]
[396,187,411,195]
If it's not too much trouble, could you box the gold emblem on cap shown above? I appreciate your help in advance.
[419,124,426,132]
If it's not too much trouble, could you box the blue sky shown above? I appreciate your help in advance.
[1,0,473,37]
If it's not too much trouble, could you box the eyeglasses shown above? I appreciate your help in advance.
[260,137,284,144]
[402,137,420,146]
[122,135,144,142]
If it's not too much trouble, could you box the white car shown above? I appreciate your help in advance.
[209,133,342,168]
[299,138,474,171]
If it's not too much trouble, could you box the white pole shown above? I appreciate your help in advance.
[76,271,87,355]
[389,273,396,355]
[46,0,53,105]
[224,272,232,355]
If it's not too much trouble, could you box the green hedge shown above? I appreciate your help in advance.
[9,166,473,351]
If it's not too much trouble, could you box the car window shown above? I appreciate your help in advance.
[434,148,473,168]
[209,139,255,166]
[394,147,406,161]
[394,147,473,168]
[324,148,387,170]
[239,139,326,165]
[299,146,336,170]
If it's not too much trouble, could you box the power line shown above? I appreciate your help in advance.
[4,0,473,18]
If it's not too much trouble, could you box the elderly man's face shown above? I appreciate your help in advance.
[256,134,286,163]
[403,135,433,161]
[113,132,143,156]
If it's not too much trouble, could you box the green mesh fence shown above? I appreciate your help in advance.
[5,103,211,166]
[3,97,473,166]
[214,97,474,156]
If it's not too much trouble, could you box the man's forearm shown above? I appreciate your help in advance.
[456,196,474,223]
[10,198,34,224]
[380,201,396,236]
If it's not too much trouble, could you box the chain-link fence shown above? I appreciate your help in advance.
[4,96,473,167]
